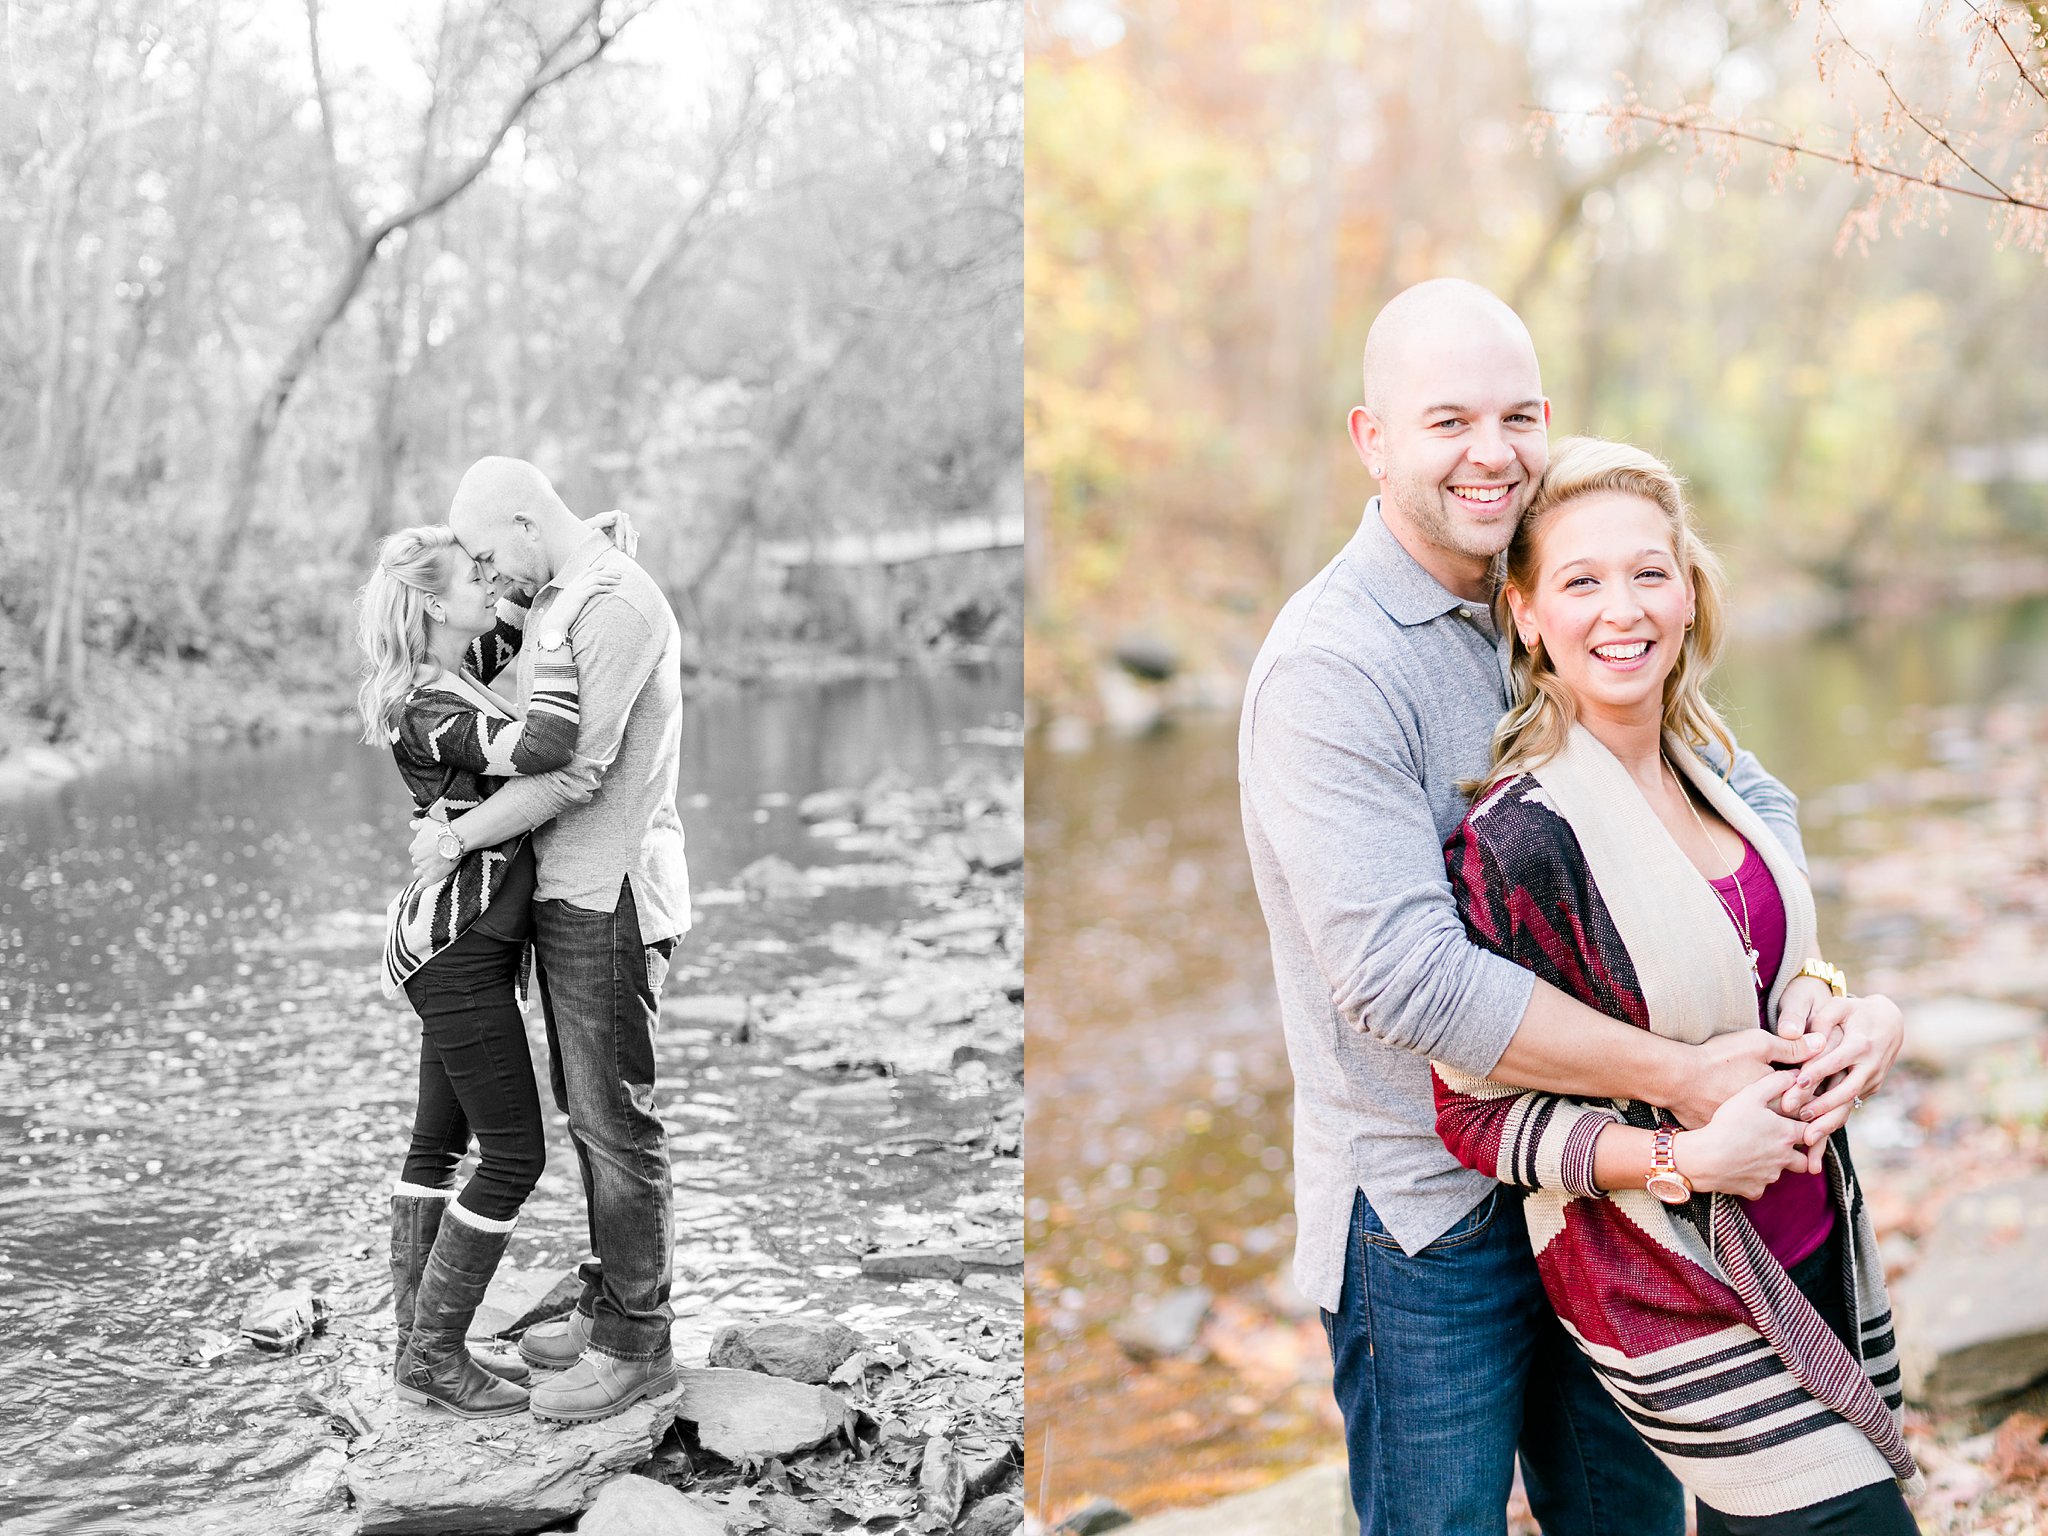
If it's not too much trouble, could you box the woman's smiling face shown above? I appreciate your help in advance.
[1505,489,1694,730]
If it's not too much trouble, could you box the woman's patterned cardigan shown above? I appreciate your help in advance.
[1432,748,1920,1518]
[379,604,582,997]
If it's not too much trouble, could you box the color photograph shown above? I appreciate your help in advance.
[1025,2,2048,1533]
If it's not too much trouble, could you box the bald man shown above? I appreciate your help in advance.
[1238,281,1853,1534]
[409,456,690,1423]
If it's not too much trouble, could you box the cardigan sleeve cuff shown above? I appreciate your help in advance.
[1552,1108,1621,1200]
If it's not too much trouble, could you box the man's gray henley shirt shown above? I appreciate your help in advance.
[1239,500,1804,1314]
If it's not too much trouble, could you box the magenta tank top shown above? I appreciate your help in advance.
[1707,838,1835,1267]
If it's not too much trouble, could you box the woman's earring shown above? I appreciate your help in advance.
[1685,611,1695,630]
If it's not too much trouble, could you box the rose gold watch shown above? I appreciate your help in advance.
[1645,1127,1694,1206]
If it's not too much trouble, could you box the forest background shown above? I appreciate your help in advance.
[1023,2,2048,1529]
[1025,0,2048,720]
[0,0,1023,768]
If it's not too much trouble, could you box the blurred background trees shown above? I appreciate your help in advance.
[1026,0,2048,715]
[0,0,1022,748]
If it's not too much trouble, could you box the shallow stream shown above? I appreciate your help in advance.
[1024,598,2048,1518]
[0,664,1021,1534]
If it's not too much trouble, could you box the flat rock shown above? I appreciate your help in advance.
[1115,1461,1355,1535]
[735,854,814,901]
[470,1267,581,1340]
[1901,998,2044,1068]
[1056,1498,1136,1534]
[345,1385,679,1534]
[707,1317,861,1384]
[799,787,860,823]
[862,1240,1022,1281]
[1113,630,1181,682]
[962,1493,1025,1535]
[573,1472,727,1535]
[672,1367,853,1463]
[962,826,1024,875]
[1895,1173,2048,1406]
[663,994,752,1027]
[909,909,1011,946]
[1111,1287,1212,1363]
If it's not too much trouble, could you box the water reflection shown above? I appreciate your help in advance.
[1023,599,2048,1518]
[0,664,1018,1534]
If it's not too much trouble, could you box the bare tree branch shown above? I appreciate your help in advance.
[1533,105,2048,215]
[302,0,363,234]
[199,0,650,609]
[1960,0,2048,109]
[1815,0,2010,202]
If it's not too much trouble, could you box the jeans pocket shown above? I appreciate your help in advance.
[1426,1187,1502,1252]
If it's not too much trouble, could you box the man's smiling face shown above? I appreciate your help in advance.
[1370,323,1549,568]
[1350,283,1551,584]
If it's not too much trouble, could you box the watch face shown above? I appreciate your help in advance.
[1646,1173,1692,1206]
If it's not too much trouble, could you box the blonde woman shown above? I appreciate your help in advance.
[356,523,615,1418]
[1430,439,1921,1533]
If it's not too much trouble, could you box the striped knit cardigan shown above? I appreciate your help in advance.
[1432,725,1920,1518]
[379,602,583,997]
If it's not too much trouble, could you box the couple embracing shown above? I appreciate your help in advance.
[1241,282,1924,1534]
[354,457,687,1424]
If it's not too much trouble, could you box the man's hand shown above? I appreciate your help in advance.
[1673,1071,1811,1199]
[409,817,458,884]
[1779,993,1906,1159]
[589,507,638,559]
[1665,1028,1827,1130]
[1772,973,1834,1041]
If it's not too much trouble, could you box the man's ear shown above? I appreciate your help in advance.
[1347,407,1383,477]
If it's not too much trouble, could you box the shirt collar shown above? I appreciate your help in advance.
[539,526,613,596]
[1348,496,1497,629]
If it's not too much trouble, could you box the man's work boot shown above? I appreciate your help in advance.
[390,1184,528,1385]
[528,1348,677,1425]
[395,1204,529,1419]
[518,1307,592,1373]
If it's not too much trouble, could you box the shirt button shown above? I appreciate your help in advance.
[1458,607,1473,620]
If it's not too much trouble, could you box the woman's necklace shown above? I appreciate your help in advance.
[1669,758,1762,989]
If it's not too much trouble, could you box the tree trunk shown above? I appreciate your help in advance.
[201,230,381,609]
[198,0,639,611]
[358,239,420,559]
[1278,0,1342,590]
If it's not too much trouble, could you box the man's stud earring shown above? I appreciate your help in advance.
[1371,464,1384,477]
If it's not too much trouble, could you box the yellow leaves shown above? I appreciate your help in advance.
[1026,46,1266,621]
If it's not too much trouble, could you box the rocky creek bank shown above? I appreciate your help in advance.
[211,753,1024,1535]
[1032,699,2048,1535]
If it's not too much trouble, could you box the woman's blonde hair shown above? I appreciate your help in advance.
[356,525,464,745]
[1476,435,1734,792]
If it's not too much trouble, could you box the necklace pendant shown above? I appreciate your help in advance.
[1746,946,1762,988]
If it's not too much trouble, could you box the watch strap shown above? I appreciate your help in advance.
[1797,958,1848,997]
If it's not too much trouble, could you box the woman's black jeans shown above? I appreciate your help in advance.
[399,920,545,1223]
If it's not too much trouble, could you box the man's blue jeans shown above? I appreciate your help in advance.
[533,876,676,1362]
[1322,1185,1685,1536]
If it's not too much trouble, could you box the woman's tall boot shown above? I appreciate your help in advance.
[390,1183,529,1387]
[395,1202,529,1418]
[389,1183,452,1383]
